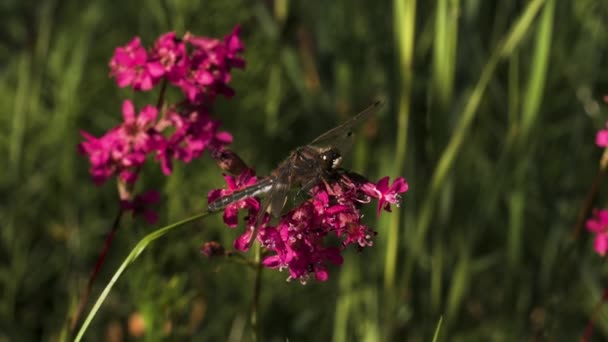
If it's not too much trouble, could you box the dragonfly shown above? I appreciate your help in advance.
[208,100,384,247]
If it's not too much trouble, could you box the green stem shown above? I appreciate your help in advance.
[251,243,263,341]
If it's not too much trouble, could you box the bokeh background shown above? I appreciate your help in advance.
[2,0,608,340]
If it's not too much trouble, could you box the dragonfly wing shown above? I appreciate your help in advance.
[268,165,292,217]
[246,164,292,248]
[246,188,272,249]
[308,100,383,154]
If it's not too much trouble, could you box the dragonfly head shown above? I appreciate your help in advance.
[320,148,343,170]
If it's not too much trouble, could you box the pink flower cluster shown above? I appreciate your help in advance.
[109,27,245,103]
[79,26,244,222]
[208,170,408,283]
[587,209,608,256]
[79,98,233,186]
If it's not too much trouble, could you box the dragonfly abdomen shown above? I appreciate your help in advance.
[208,178,274,212]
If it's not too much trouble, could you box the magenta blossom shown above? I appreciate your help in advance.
[208,170,408,283]
[118,100,158,150]
[362,176,409,215]
[78,130,122,185]
[87,28,242,187]
[586,209,608,256]
[207,169,263,230]
[150,32,188,82]
[109,37,164,91]
[179,26,246,103]
[79,100,160,185]
[108,26,245,103]
[80,99,232,185]
[597,123,608,147]
[154,108,233,175]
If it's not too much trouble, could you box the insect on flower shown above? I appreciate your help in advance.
[208,100,384,248]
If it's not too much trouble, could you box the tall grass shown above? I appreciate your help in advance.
[1,0,608,340]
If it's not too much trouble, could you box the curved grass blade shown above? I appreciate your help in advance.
[74,212,210,342]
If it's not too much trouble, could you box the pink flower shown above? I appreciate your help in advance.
[177,26,246,103]
[81,26,243,213]
[150,32,188,82]
[362,176,409,215]
[79,101,165,184]
[597,124,608,147]
[207,169,262,230]
[210,169,407,282]
[109,37,164,91]
[118,100,158,150]
[260,213,344,283]
[78,130,120,185]
[587,209,608,256]
[120,190,161,224]
[154,108,232,175]
[108,26,244,98]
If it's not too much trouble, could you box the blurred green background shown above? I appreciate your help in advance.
[2,0,608,340]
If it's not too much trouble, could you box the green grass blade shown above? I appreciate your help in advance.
[446,246,470,321]
[9,53,31,176]
[74,212,209,342]
[431,316,444,342]
[432,0,459,108]
[500,0,546,58]
[385,0,416,290]
[521,0,554,137]
[412,0,546,258]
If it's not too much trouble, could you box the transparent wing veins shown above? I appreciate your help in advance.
[246,163,292,248]
[308,100,383,151]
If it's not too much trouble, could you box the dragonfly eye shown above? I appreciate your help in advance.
[321,149,342,169]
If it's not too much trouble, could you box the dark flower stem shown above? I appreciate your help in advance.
[581,288,608,342]
[251,244,263,342]
[69,207,124,331]
[573,149,608,238]
[156,78,168,109]
[573,169,605,238]
[70,82,168,332]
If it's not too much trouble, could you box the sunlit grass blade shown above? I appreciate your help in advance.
[74,212,209,342]
[500,0,547,58]
[411,0,546,259]
[431,241,444,313]
[520,0,554,137]
[445,244,470,321]
[508,0,554,270]
[432,0,459,109]
[432,316,444,342]
[385,0,416,290]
